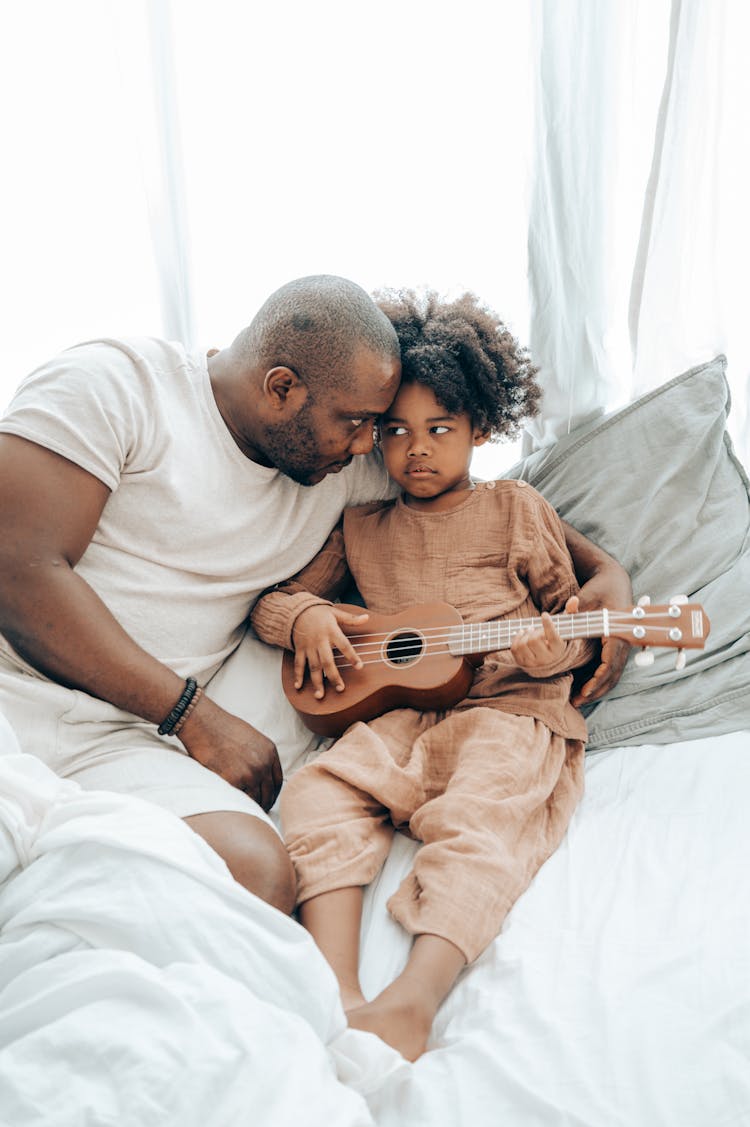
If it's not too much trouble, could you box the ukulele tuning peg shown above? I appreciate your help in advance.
[634,648,655,668]
[637,595,651,607]
[669,594,688,605]
[674,650,687,672]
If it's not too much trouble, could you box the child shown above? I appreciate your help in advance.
[251,290,597,1062]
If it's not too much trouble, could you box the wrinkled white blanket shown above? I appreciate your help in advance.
[1,710,749,1126]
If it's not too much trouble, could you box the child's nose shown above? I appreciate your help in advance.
[407,432,431,456]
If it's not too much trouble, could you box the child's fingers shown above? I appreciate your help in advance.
[512,615,564,668]
[511,626,541,664]
[316,640,347,697]
[335,610,370,627]
[540,612,558,645]
[514,622,544,645]
[294,644,341,698]
[303,651,327,699]
[333,611,368,670]
[293,649,308,691]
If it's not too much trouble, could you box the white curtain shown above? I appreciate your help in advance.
[2,1,747,469]
[0,0,533,488]
[526,0,750,467]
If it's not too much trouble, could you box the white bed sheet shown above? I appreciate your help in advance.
[1,710,748,1126]
[360,729,750,1125]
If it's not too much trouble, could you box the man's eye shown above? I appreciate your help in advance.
[350,418,365,428]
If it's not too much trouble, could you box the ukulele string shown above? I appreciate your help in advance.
[339,612,610,645]
[327,615,682,672]
[336,612,675,649]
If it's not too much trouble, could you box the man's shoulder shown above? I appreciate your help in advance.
[9,337,190,399]
[0,336,197,489]
[59,336,189,376]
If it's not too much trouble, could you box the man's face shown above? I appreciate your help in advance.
[261,348,400,486]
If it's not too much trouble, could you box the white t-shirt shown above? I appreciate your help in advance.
[0,337,393,682]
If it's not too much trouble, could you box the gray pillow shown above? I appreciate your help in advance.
[503,355,750,750]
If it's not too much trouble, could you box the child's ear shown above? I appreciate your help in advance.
[472,426,490,448]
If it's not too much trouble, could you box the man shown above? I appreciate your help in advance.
[0,275,630,914]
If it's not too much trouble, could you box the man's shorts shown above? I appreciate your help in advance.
[0,651,274,828]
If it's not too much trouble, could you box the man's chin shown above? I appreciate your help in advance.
[307,461,351,485]
[291,466,329,487]
[280,459,352,487]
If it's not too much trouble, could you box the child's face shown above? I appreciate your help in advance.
[379,382,487,510]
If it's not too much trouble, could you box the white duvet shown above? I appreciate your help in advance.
[1,709,749,1126]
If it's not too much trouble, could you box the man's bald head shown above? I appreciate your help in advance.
[231,275,400,390]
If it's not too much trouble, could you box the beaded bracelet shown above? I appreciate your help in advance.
[171,687,203,738]
[158,677,198,736]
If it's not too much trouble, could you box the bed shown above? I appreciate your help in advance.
[1,356,748,1126]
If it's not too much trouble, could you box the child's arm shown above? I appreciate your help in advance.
[511,491,599,680]
[250,521,368,698]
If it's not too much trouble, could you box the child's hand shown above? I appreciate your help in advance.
[511,599,576,674]
[291,604,370,699]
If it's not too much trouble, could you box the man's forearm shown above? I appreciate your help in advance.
[0,564,187,724]
[562,521,611,581]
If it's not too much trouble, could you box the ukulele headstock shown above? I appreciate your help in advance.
[608,596,709,669]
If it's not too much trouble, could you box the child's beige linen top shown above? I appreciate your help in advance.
[251,480,596,741]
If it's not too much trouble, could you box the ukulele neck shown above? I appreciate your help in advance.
[448,610,607,657]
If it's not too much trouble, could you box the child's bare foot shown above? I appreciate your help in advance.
[346,978,435,1061]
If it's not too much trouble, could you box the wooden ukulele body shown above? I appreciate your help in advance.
[281,602,476,737]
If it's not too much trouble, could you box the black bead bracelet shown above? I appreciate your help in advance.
[158,677,198,736]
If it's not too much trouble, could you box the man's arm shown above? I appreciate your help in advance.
[0,435,282,810]
[561,520,633,705]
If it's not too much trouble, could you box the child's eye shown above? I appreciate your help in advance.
[432,425,451,434]
[385,425,408,436]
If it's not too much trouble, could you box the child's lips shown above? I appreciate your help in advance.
[406,464,436,475]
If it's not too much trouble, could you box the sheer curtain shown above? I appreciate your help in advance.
[0,0,533,474]
[2,1,747,468]
[526,0,750,466]
[0,2,164,398]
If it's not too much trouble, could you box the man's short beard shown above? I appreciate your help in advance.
[258,402,322,486]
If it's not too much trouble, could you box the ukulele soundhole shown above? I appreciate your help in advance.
[385,630,424,666]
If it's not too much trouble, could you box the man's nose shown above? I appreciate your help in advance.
[349,422,375,456]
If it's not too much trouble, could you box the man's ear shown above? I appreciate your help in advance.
[263,366,307,414]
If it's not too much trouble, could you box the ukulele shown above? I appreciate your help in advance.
[281,599,710,737]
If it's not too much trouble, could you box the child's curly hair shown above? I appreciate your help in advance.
[374,288,541,441]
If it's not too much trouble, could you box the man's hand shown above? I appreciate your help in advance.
[291,603,370,699]
[573,567,633,706]
[178,695,283,812]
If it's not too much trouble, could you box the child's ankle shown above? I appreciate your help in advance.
[340,984,367,1012]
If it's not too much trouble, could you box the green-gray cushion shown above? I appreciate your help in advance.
[504,355,750,750]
